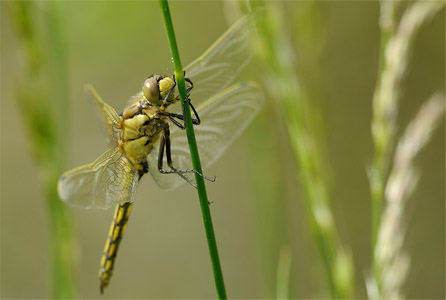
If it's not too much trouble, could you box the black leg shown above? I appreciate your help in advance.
[184,77,200,126]
[173,96,200,129]
[168,110,200,129]
[179,77,200,128]
[157,125,216,184]
[157,131,166,172]
[157,125,177,172]
[165,127,173,168]
[168,115,186,129]
[188,101,201,125]
[185,77,194,95]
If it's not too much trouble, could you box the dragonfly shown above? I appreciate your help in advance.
[57,14,264,294]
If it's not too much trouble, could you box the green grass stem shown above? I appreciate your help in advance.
[276,246,292,299]
[252,2,354,298]
[158,1,227,299]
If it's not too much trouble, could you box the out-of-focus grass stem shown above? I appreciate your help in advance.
[253,2,354,298]
[371,0,444,251]
[8,2,76,298]
[375,93,444,299]
[276,246,292,299]
[370,0,396,251]
[158,1,227,299]
[370,1,444,298]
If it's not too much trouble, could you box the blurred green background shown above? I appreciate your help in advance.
[1,1,444,299]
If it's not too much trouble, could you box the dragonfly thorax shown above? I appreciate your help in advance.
[118,74,181,172]
[119,98,166,172]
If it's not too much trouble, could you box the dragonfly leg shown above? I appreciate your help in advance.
[157,126,196,187]
[184,99,201,125]
[174,71,194,95]
[157,125,216,185]
[168,108,200,130]
[169,74,200,129]
[168,83,201,129]
[185,77,194,96]
[181,77,200,127]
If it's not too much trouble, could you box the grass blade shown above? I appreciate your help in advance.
[158,1,227,298]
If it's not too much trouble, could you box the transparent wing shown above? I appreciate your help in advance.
[183,13,256,109]
[85,84,121,147]
[148,81,265,190]
[58,148,139,210]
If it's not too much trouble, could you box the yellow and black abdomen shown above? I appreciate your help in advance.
[98,102,166,292]
[99,202,132,294]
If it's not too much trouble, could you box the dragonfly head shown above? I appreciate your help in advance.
[142,75,175,107]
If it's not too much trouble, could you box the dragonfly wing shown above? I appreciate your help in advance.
[183,14,256,109]
[58,148,139,209]
[148,81,265,190]
[85,84,121,147]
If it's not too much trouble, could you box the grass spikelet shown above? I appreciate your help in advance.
[374,93,444,299]
[369,2,444,298]
[370,0,444,251]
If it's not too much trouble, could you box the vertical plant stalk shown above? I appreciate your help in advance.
[8,2,76,298]
[370,0,444,251]
[370,0,397,251]
[374,93,444,299]
[276,246,292,299]
[369,1,444,298]
[158,1,227,299]
[253,2,354,298]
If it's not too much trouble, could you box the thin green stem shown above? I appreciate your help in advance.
[158,1,227,299]
[276,247,292,299]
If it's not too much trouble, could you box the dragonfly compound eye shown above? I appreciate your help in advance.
[143,77,160,105]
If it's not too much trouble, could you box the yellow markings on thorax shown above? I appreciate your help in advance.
[119,101,165,171]
[122,114,149,140]
[99,202,133,294]
[123,136,149,164]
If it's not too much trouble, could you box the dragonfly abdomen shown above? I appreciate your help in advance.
[99,202,133,294]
